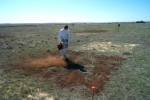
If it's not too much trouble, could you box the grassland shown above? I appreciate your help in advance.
[0,23,150,100]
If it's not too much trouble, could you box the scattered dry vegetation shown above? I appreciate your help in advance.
[0,23,150,100]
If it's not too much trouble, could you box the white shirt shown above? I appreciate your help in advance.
[58,28,70,43]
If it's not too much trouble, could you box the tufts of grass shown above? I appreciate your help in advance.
[0,23,150,99]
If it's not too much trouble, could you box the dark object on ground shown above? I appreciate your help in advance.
[65,60,86,72]
[64,58,70,62]
[57,42,63,50]
[46,49,51,53]
[123,52,131,55]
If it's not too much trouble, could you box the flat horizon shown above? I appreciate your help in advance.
[0,21,149,25]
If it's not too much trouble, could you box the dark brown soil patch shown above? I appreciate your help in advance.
[55,70,86,87]
[76,29,110,33]
[11,50,125,94]
[0,35,8,38]
[92,66,111,75]
[0,34,12,39]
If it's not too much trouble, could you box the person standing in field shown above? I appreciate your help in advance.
[57,25,70,61]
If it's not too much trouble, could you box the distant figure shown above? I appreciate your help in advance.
[57,25,70,61]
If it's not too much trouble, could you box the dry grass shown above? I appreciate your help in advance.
[76,41,139,55]
[0,23,150,100]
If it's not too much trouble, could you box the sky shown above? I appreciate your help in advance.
[0,0,150,23]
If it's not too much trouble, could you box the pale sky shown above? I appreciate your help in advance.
[0,0,150,23]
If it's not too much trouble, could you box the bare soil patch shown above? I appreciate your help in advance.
[0,35,5,38]
[75,29,110,36]
[23,55,67,68]
[0,34,12,39]
[76,29,110,33]
[11,50,125,94]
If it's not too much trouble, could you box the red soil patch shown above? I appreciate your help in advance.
[24,55,67,68]
[92,65,111,75]
[55,70,86,87]
[55,71,110,93]
[13,54,67,69]
[12,50,125,94]
[11,53,67,76]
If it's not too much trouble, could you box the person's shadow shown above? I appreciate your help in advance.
[65,60,86,72]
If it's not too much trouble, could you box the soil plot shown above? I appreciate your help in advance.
[12,50,125,94]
